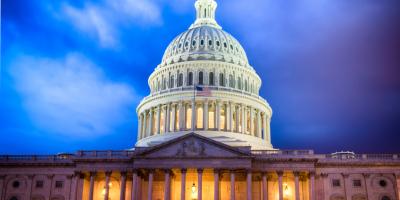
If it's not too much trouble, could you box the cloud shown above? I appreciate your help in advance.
[62,0,162,48]
[10,53,137,137]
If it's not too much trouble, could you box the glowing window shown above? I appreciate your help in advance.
[186,106,192,130]
[208,105,215,129]
[197,106,203,129]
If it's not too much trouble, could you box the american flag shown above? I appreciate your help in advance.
[196,86,212,97]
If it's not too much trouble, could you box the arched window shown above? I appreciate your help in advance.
[178,73,183,87]
[237,77,242,90]
[229,75,234,88]
[198,72,203,85]
[162,77,166,90]
[169,76,175,88]
[382,196,390,200]
[219,73,224,86]
[188,72,193,86]
[245,80,248,91]
[209,72,214,85]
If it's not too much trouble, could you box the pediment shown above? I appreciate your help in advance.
[137,133,250,158]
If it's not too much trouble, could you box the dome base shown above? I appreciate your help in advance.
[135,131,274,150]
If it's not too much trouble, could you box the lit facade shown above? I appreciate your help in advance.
[1,1,399,200]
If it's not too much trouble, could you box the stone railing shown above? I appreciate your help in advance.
[0,154,73,163]
[74,150,135,159]
[323,153,400,160]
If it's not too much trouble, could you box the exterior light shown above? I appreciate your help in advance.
[191,183,197,199]
[283,183,290,196]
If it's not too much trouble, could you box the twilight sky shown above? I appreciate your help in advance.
[2,0,400,154]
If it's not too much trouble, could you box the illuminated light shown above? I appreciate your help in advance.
[191,183,197,199]
[283,183,291,197]
[102,182,112,196]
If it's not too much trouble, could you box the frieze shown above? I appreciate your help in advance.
[176,139,206,157]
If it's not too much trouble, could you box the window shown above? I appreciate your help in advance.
[219,73,224,86]
[208,40,212,46]
[162,77,166,90]
[188,72,193,86]
[192,40,196,46]
[379,180,387,187]
[196,106,203,129]
[55,181,63,188]
[198,72,203,85]
[229,75,234,88]
[170,76,175,88]
[186,106,192,129]
[216,41,220,46]
[208,105,215,129]
[237,77,242,90]
[185,41,189,47]
[178,73,183,87]
[209,72,214,85]
[353,180,362,187]
[12,181,20,188]
[332,179,341,187]
[382,196,390,200]
[224,42,227,48]
[36,180,44,188]
[200,40,204,46]
[245,80,248,91]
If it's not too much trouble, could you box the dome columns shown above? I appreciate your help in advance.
[137,98,272,148]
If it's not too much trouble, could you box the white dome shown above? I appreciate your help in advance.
[161,26,249,67]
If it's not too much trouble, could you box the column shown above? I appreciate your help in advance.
[362,173,370,200]
[156,105,161,134]
[165,104,170,133]
[198,169,203,200]
[249,108,254,136]
[181,169,187,200]
[342,173,349,200]
[247,170,252,200]
[394,173,400,200]
[204,100,209,130]
[257,111,262,138]
[244,106,248,134]
[148,170,154,200]
[171,104,176,132]
[216,101,221,131]
[164,170,171,200]
[120,172,127,200]
[192,99,196,131]
[309,172,315,200]
[277,171,283,200]
[214,169,220,200]
[70,172,79,200]
[235,106,239,132]
[142,111,147,138]
[262,173,268,200]
[148,109,153,136]
[0,175,4,200]
[27,175,34,200]
[266,117,271,142]
[132,171,138,200]
[227,102,232,131]
[241,105,245,134]
[294,172,300,200]
[262,113,267,140]
[76,172,85,200]
[89,172,96,200]
[104,171,111,200]
[230,171,235,200]
[179,101,185,131]
[137,114,142,140]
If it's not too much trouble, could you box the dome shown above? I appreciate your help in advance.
[161,26,249,67]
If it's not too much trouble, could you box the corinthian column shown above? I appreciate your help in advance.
[277,171,283,200]
[192,100,196,131]
[148,109,153,136]
[104,171,111,200]
[216,100,221,131]
[88,172,96,200]
[204,100,209,130]
[120,172,127,200]
[257,111,262,138]
[246,170,252,200]
[294,171,300,200]
[156,105,161,134]
[171,104,176,132]
[179,101,184,131]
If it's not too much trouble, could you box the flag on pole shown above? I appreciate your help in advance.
[195,86,212,97]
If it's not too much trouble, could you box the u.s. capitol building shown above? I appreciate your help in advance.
[1,0,399,200]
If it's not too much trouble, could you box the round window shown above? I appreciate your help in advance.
[379,179,387,187]
[12,181,20,188]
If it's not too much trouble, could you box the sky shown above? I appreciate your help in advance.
[1,0,400,154]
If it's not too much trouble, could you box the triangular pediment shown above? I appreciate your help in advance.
[137,133,251,158]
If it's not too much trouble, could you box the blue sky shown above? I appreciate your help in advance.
[2,0,400,154]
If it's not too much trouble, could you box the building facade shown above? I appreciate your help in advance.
[1,0,399,200]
